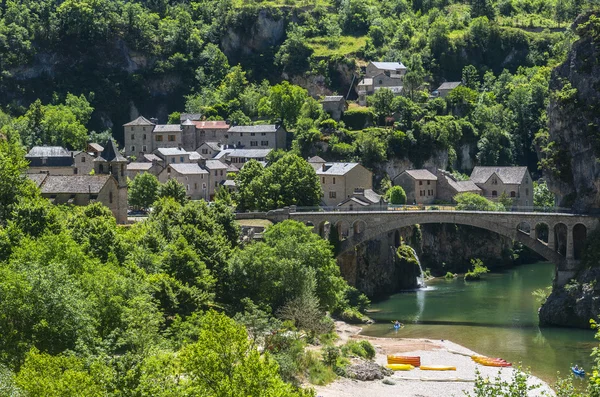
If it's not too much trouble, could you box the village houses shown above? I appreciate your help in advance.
[393,169,438,205]
[321,96,347,121]
[308,156,374,207]
[357,61,407,106]
[469,166,533,208]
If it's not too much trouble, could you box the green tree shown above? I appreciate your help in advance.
[275,24,313,75]
[259,82,309,128]
[462,65,480,90]
[128,173,159,210]
[368,88,395,119]
[158,179,187,206]
[0,138,37,223]
[387,186,407,205]
[534,180,555,210]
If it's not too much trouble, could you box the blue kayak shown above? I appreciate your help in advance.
[572,367,585,377]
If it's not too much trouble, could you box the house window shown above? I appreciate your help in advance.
[194,183,198,190]
[492,190,498,197]
[322,177,325,184]
[251,133,255,136]
[186,184,189,191]
[220,170,223,176]
[215,181,218,187]
[143,127,146,131]
[171,158,175,163]
[510,191,516,198]
[329,191,336,198]
[131,127,134,131]
[99,164,104,173]
[203,183,207,189]
[492,177,498,185]
[240,133,243,137]
[261,132,266,136]
[168,135,176,142]
[333,177,336,184]
[74,168,78,174]
[526,188,529,196]
[261,141,269,146]
[155,135,163,142]
[427,180,431,185]
[379,80,383,84]
[81,156,85,163]
[109,191,113,204]
[525,176,529,183]
[419,181,423,185]
[131,146,135,152]
[251,141,258,146]
[143,134,146,140]
[142,145,147,152]
[214,170,218,176]
[202,149,208,154]
[180,156,184,163]
[131,134,134,140]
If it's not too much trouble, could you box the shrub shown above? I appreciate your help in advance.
[341,340,375,360]
[387,186,407,205]
[464,258,489,281]
[342,108,374,130]
[322,345,340,367]
[337,307,369,324]
[445,272,457,279]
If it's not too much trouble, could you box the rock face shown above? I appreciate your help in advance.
[543,11,600,210]
[337,225,516,300]
[539,268,600,328]
[344,360,393,381]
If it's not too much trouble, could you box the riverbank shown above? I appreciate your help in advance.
[314,322,555,397]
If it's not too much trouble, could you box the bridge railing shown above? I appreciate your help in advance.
[287,204,582,214]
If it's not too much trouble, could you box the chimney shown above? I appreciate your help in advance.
[150,117,158,124]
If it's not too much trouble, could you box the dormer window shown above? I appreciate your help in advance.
[492,177,498,185]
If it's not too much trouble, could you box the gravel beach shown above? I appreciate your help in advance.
[313,322,555,397]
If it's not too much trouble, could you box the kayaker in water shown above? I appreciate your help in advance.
[394,321,403,328]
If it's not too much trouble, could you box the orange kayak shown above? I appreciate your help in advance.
[471,355,512,367]
[387,355,421,367]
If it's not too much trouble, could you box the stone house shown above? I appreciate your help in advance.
[470,166,533,208]
[158,163,209,200]
[227,124,286,149]
[38,174,126,223]
[126,161,163,180]
[26,146,74,175]
[152,124,182,150]
[315,161,373,207]
[197,141,223,158]
[433,82,462,98]
[337,188,384,210]
[357,61,407,106]
[154,147,191,165]
[193,120,230,146]
[72,151,95,175]
[203,159,229,200]
[123,116,155,157]
[321,96,347,121]
[393,169,438,205]
[214,148,272,166]
[435,169,482,202]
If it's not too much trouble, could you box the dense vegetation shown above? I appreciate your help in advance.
[0,134,373,395]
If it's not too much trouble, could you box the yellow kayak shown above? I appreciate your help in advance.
[386,364,414,371]
[420,365,456,371]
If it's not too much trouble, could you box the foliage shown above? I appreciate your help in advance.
[464,258,490,281]
[465,367,547,396]
[533,180,555,210]
[532,286,552,306]
[387,186,407,205]
[128,172,159,210]
[157,179,187,206]
[455,193,506,211]
[445,272,457,279]
[340,340,376,360]
[235,153,322,211]
[342,108,374,130]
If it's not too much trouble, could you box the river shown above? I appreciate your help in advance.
[361,262,597,385]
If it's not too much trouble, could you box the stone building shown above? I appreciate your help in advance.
[193,120,230,146]
[337,188,384,210]
[197,142,223,158]
[154,147,191,165]
[203,159,229,200]
[314,161,373,207]
[227,124,286,149]
[433,82,462,98]
[25,146,74,175]
[93,139,128,221]
[470,166,533,208]
[321,96,347,121]
[435,169,482,202]
[123,116,155,157]
[214,148,272,165]
[357,61,407,106]
[126,161,163,180]
[393,169,438,205]
[158,163,209,200]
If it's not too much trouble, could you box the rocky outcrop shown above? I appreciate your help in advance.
[539,267,600,328]
[542,11,600,210]
[344,360,393,381]
[337,224,518,299]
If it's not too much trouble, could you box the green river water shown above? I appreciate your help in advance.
[361,262,597,384]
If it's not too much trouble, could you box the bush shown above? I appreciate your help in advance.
[387,186,407,205]
[342,108,374,130]
[455,192,505,211]
[337,307,369,324]
[322,346,340,367]
[464,258,489,281]
[341,340,376,360]
[445,272,457,279]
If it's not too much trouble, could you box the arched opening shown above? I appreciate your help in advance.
[517,221,531,235]
[394,230,401,248]
[318,221,328,239]
[535,222,549,244]
[353,220,366,235]
[554,223,568,256]
[335,221,350,240]
[573,224,587,260]
[492,190,498,197]
[510,191,516,198]
[305,221,314,229]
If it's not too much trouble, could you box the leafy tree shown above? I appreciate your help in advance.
[158,179,187,205]
[128,173,159,210]
[259,82,309,128]
[534,180,555,210]
[470,0,496,20]
[388,186,407,204]
[275,24,313,75]
[0,137,36,223]
[462,65,480,90]
[368,88,395,119]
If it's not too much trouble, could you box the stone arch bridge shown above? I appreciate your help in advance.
[263,208,600,286]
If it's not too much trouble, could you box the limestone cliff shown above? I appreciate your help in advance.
[337,224,518,300]
[541,11,600,210]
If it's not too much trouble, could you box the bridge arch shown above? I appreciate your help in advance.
[352,220,367,235]
[554,223,568,256]
[535,222,549,244]
[573,223,587,260]
[517,221,531,235]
